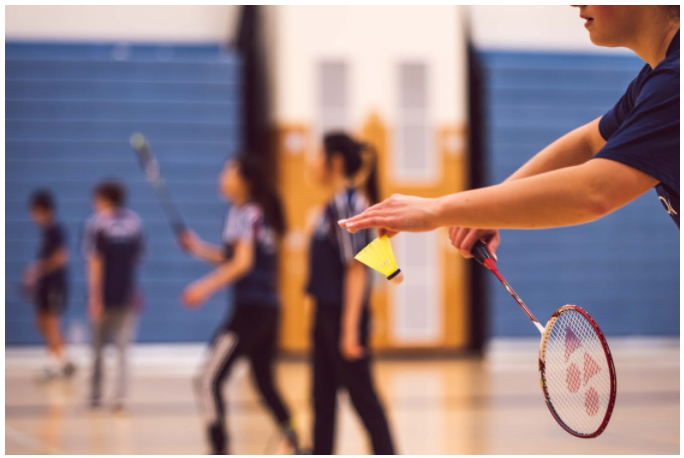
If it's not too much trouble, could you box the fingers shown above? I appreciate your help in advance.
[460,230,482,259]
[487,234,501,260]
[449,227,471,257]
[341,215,395,233]
[379,228,399,238]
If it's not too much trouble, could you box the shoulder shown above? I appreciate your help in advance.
[233,203,263,224]
[120,209,144,231]
[84,213,103,232]
[642,66,679,95]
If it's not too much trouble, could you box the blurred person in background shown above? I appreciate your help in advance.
[179,154,299,455]
[24,189,75,381]
[83,180,145,412]
[341,5,679,255]
[305,133,396,455]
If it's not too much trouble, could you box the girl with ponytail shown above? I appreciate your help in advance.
[305,132,396,454]
[178,153,298,454]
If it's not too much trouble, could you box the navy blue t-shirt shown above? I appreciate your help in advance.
[83,208,145,308]
[307,188,373,305]
[37,222,68,294]
[223,203,279,308]
[596,30,680,228]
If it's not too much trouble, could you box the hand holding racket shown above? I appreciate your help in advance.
[472,240,617,438]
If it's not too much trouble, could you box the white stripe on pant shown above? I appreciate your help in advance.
[195,331,239,424]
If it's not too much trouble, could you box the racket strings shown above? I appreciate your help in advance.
[542,309,612,436]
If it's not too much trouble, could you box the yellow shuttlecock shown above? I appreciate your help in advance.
[354,235,405,285]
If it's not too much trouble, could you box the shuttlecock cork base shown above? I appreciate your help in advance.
[354,235,405,285]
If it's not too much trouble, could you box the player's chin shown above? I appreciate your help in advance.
[587,30,619,48]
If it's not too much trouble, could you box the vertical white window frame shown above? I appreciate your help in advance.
[394,62,435,183]
[316,61,349,143]
[390,231,442,345]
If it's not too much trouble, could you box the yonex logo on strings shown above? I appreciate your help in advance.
[564,327,601,416]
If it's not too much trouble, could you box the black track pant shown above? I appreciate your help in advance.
[312,302,395,455]
[194,304,291,454]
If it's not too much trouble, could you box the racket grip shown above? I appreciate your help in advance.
[472,240,496,267]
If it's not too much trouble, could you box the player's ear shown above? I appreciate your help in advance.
[330,153,345,176]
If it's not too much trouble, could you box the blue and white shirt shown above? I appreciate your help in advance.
[307,188,373,305]
[82,208,145,308]
[223,203,279,308]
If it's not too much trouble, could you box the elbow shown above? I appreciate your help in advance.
[584,182,614,221]
[233,259,254,279]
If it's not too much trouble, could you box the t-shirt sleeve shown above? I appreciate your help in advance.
[594,69,680,191]
[598,72,641,141]
[43,226,65,257]
[81,217,97,257]
[224,205,259,244]
[332,193,372,266]
[236,206,259,242]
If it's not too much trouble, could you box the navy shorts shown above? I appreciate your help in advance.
[35,287,67,315]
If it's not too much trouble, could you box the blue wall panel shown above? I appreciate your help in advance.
[480,51,679,337]
[5,42,242,344]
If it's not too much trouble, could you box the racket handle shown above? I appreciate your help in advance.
[472,240,496,267]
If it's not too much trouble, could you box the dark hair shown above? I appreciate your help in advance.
[667,5,680,22]
[29,189,55,212]
[235,153,287,237]
[323,132,380,204]
[94,180,127,207]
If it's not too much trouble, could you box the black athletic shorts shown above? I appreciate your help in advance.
[35,287,68,315]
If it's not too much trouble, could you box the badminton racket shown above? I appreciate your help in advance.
[130,133,186,236]
[472,240,617,438]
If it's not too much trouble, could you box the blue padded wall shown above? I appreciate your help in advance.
[6,42,242,344]
[480,51,679,337]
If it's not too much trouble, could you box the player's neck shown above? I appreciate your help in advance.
[39,215,55,228]
[98,205,120,216]
[630,22,678,69]
[231,194,249,207]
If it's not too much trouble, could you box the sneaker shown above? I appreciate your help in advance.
[61,362,76,379]
[111,402,127,415]
[281,424,301,454]
[36,367,59,383]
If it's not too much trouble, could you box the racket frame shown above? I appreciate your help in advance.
[538,304,617,438]
[130,133,186,235]
[472,240,617,438]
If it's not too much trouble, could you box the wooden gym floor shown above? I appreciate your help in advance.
[5,338,679,455]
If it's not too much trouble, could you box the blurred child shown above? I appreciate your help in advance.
[305,133,395,454]
[25,189,74,381]
[83,181,144,411]
[179,153,299,455]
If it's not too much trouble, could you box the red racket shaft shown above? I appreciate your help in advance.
[472,240,546,335]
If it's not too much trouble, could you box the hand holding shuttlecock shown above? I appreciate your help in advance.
[354,235,404,285]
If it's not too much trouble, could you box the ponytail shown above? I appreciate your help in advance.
[359,143,380,205]
[323,132,381,204]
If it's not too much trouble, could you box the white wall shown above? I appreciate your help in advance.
[470,5,629,53]
[5,5,238,42]
[270,5,467,127]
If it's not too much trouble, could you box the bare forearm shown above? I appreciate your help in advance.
[87,257,103,302]
[435,161,652,230]
[506,118,604,182]
[343,264,367,335]
[192,241,225,264]
[193,262,248,298]
[37,249,68,277]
